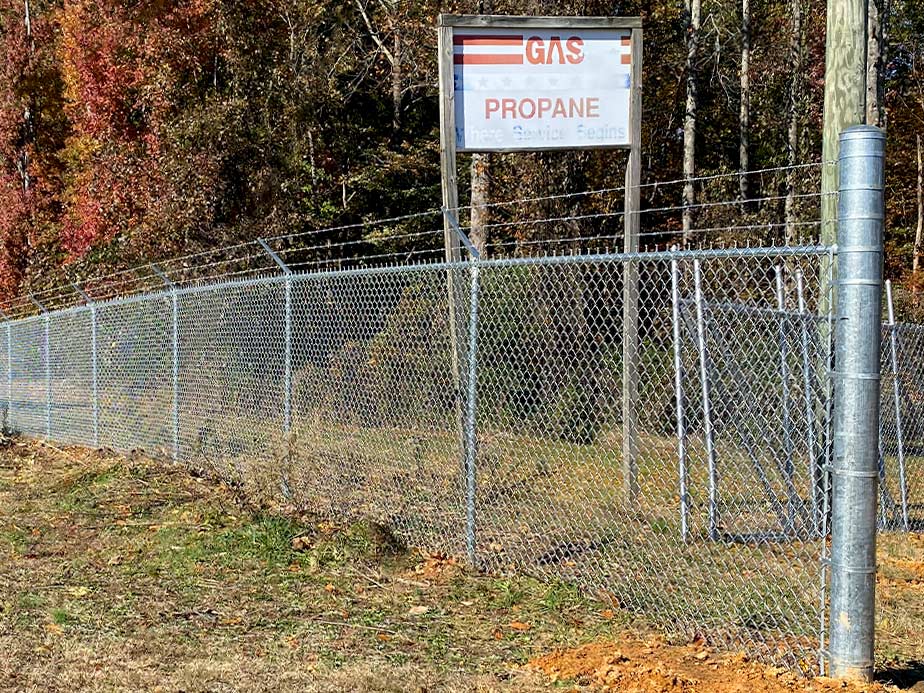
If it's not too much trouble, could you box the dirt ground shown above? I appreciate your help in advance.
[0,438,921,692]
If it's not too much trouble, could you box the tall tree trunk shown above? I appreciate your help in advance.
[682,0,702,242]
[913,134,923,294]
[469,153,490,255]
[392,31,402,131]
[739,0,751,202]
[21,0,33,194]
[24,0,33,53]
[785,0,803,245]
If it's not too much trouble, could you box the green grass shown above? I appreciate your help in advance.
[1,438,921,691]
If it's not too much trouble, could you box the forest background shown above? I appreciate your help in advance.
[0,0,921,301]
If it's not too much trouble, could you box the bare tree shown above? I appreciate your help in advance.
[785,0,803,244]
[355,0,403,131]
[19,0,34,196]
[866,0,889,128]
[683,0,702,241]
[914,135,923,293]
[739,0,750,201]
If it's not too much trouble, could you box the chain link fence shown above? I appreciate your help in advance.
[0,243,839,672]
[879,289,924,534]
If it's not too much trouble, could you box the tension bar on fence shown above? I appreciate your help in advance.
[795,270,822,535]
[669,247,690,542]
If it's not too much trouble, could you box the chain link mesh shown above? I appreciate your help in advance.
[878,321,924,532]
[0,246,849,672]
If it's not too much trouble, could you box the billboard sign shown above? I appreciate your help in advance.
[448,23,636,152]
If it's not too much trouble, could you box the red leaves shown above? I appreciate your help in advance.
[54,0,217,259]
[60,0,215,141]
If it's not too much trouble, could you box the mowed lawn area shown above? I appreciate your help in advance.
[0,438,920,692]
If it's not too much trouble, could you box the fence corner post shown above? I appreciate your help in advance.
[828,124,885,682]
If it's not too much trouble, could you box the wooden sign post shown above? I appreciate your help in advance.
[438,14,643,504]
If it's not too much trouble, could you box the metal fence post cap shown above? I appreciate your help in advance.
[839,125,885,139]
[839,126,885,153]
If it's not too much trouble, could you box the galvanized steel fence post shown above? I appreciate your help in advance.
[464,258,480,565]
[828,125,885,682]
[1,309,10,433]
[73,283,99,448]
[670,248,689,542]
[693,259,719,540]
[258,239,292,436]
[152,266,179,463]
[444,211,481,565]
[28,294,50,438]
[884,280,910,532]
[795,270,821,533]
[91,304,99,447]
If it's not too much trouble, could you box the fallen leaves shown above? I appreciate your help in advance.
[408,552,462,582]
[290,535,313,551]
[43,622,64,636]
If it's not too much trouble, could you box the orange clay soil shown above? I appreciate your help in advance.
[526,638,897,693]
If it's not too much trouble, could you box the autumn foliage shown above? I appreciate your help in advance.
[0,0,922,302]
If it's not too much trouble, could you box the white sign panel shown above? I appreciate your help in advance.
[452,27,633,151]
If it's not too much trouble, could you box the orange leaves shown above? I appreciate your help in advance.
[53,0,219,260]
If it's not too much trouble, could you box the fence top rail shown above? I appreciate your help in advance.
[889,321,924,336]
[0,244,835,326]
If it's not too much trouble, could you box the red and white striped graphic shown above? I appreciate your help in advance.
[453,34,525,65]
[453,33,632,67]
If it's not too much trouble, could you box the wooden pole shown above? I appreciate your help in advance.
[820,0,869,250]
[438,19,472,561]
[622,27,643,505]
[438,22,461,263]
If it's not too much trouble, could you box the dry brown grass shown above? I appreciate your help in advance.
[0,439,921,692]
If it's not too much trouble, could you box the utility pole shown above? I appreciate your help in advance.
[820,0,869,249]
